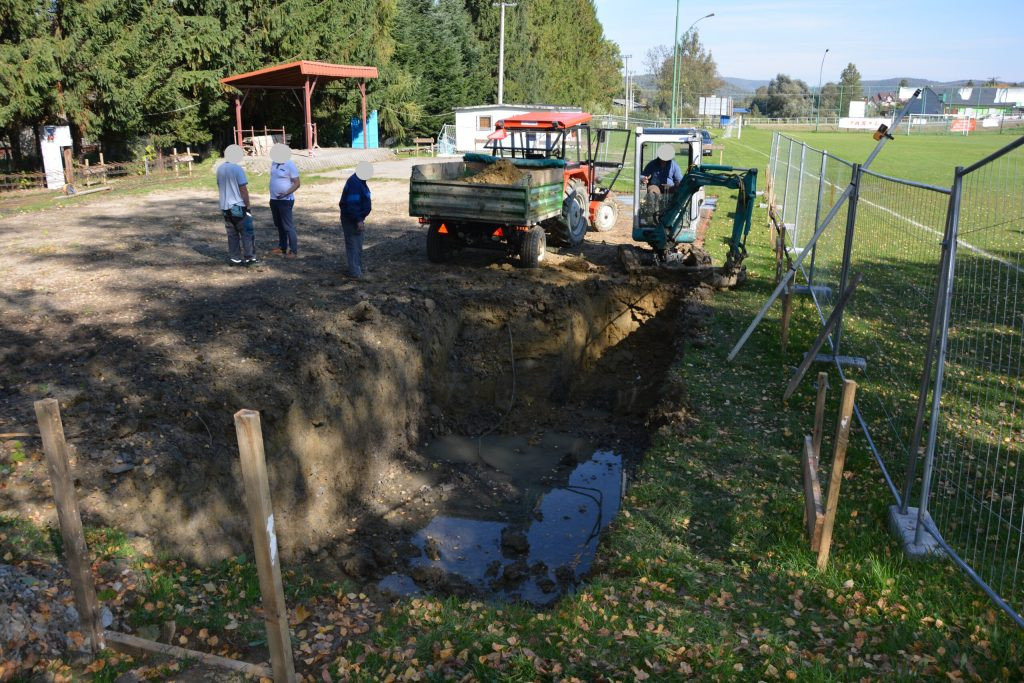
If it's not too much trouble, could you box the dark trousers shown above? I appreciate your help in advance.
[341,216,364,277]
[224,211,255,261]
[270,199,297,254]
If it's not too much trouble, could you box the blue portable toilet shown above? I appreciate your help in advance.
[351,110,379,149]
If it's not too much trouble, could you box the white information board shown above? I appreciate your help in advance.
[39,125,72,189]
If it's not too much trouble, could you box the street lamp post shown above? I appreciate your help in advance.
[815,48,829,132]
[493,2,518,105]
[671,10,714,127]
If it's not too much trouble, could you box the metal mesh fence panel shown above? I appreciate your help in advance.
[840,170,950,500]
[805,154,854,323]
[927,139,1024,621]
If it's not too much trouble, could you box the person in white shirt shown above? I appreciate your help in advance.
[268,143,301,258]
[216,144,256,266]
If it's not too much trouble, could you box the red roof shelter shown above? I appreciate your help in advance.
[221,60,379,153]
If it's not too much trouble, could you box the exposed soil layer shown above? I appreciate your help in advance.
[0,164,712,587]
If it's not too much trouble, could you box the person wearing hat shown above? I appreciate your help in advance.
[640,144,684,195]
[339,161,373,279]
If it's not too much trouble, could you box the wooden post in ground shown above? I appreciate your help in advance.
[62,148,74,186]
[172,148,178,178]
[780,278,794,354]
[84,159,91,187]
[186,147,193,176]
[33,399,106,652]
[99,152,107,185]
[816,379,858,570]
[812,372,829,455]
[234,410,296,683]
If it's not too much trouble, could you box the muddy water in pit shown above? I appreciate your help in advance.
[378,433,623,604]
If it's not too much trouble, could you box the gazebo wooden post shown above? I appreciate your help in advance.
[359,80,368,149]
[234,95,244,147]
[303,78,313,153]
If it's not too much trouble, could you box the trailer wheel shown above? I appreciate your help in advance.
[591,199,618,232]
[426,222,452,263]
[520,226,546,268]
[549,179,588,247]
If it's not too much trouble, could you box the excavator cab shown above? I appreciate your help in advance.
[632,128,705,249]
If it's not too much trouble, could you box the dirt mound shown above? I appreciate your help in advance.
[463,159,525,185]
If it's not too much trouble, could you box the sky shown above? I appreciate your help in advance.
[593,0,1024,85]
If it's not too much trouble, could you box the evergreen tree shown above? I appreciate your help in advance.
[837,62,863,118]
[0,0,61,164]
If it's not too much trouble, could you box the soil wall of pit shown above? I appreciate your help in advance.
[56,273,679,565]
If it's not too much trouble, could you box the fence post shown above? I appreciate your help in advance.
[807,152,829,286]
[84,158,90,187]
[832,163,861,358]
[913,168,964,547]
[33,399,106,652]
[900,172,961,514]
[172,148,179,177]
[780,278,794,354]
[233,410,296,683]
[186,147,193,176]
[817,379,858,570]
[62,148,74,186]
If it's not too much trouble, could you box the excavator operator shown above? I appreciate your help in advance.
[640,144,684,195]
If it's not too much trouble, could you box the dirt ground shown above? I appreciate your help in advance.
[0,159,712,588]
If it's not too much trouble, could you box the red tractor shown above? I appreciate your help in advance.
[485,112,627,245]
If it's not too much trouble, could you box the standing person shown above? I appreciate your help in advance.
[268,143,301,258]
[339,161,373,279]
[216,144,258,266]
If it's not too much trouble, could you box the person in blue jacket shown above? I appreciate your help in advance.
[339,162,373,279]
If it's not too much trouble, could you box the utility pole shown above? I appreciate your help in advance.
[622,54,632,130]
[493,2,518,104]
[815,48,829,132]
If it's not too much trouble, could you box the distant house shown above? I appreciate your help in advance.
[901,86,945,115]
[453,104,582,153]
[868,91,898,114]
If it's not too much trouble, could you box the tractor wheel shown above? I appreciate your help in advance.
[519,226,546,268]
[426,222,452,263]
[550,179,588,247]
[591,199,618,232]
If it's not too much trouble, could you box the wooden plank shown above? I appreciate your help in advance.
[802,435,825,551]
[783,273,863,401]
[56,186,111,200]
[33,399,106,652]
[234,410,296,683]
[104,631,272,678]
[812,372,829,456]
[817,380,858,570]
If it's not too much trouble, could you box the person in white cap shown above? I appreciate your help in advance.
[338,161,373,279]
[216,144,257,266]
[640,144,684,194]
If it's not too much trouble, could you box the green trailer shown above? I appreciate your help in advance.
[409,155,568,268]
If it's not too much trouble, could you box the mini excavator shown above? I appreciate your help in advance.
[619,127,757,287]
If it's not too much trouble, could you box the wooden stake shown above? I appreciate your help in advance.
[172,147,178,177]
[233,410,296,683]
[84,158,90,187]
[812,372,829,456]
[104,631,272,678]
[62,147,74,186]
[780,279,794,353]
[186,146,193,176]
[33,399,105,651]
[817,380,857,570]
[802,435,825,551]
